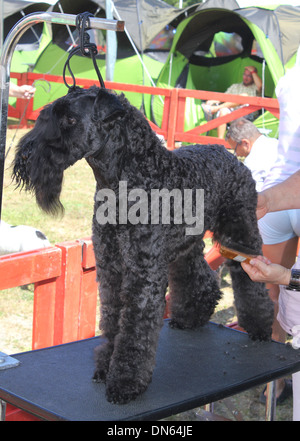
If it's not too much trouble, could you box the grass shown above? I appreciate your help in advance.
[0,126,293,420]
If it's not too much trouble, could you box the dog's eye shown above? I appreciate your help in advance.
[67,117,77,126]
[60,115,77,129]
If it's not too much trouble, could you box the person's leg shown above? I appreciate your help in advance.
[217,107,231,138]
[260,238,298,399]
[293,371,300,421]
[278,256,300,419]
[263,237,298,339]
[259,210,299,399]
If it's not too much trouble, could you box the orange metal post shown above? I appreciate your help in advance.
[53,241,83,346]
[166,88,179,149]
[33,278,58,350]
[77,239,98,341]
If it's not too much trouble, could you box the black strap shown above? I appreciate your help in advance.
[63,12,105,90]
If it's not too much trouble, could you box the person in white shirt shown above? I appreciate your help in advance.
[226,117,295,404]
[257,66,300,352]
[247,64,300,405]
[225,118,278,192]
[241,171,300,420]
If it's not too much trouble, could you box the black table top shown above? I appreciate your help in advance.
[1,321,300,421]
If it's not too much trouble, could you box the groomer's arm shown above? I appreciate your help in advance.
[257,170,300,219]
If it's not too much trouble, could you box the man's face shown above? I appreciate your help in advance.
[227,137,251,157]
[242,69,254,86]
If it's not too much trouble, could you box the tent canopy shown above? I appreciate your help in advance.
[3,0,56,48]
[157,1,300,94]
[5,1,300,68]
[47,0,184,52]
[236,5,300,66]
[151,1,300,135]
[3,1,57,19]
[170,1,300,68]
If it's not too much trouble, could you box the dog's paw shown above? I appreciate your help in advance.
[169,318,189,329]
[169,317,206,330]
[105,376,149,404]
[93,343,114,383]
[93,366,108,383]
[247,329,272,342]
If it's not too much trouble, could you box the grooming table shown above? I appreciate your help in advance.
[1,321,300,421]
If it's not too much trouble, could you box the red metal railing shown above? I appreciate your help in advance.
[9,72,279,149]
[0,238,98,350]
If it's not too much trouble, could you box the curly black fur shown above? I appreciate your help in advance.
[12,86,274,404]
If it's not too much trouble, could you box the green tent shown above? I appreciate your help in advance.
[150,0,300,137]
[26,0,184,111]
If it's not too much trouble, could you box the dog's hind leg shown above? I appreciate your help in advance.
[227,259,274,340]
[168,240,222,329]
[213,186,274,341]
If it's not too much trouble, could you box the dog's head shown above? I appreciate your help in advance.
[12,86,126,215]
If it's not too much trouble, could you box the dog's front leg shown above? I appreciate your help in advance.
[104,258,168,404]
[93,262,122,383]
[92,226,124,383]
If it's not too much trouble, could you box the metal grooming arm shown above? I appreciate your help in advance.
[0,12,124,219]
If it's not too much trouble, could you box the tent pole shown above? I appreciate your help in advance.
[0,12,124,220]
[0,0,3,50]
[110,1,157,90]
[57,2,76,47]
[106,0,117,81]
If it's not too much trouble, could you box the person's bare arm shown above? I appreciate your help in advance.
[257,170,300,219]
[9,82,35,99]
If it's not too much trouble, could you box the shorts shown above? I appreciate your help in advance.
[258,209,300,245]
[216,106,257,121]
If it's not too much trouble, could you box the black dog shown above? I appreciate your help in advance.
[13,86,274,404]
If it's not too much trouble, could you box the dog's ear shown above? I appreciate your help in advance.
[92,90,125,123]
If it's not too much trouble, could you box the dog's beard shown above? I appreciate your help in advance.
[13,145,65,216]
[12,142,34,191]
[35,188,64,215]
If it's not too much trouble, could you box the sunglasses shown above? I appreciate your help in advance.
[234,141,241,156]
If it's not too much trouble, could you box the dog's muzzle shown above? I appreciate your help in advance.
[84,133,110,160]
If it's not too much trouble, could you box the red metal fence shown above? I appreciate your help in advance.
[0,238,98,350]
[9,72,279,149]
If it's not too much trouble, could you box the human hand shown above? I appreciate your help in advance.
[241,255,291,285]
[245,66,257,75]
[9,84,36,99]
[17,85,36,99]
